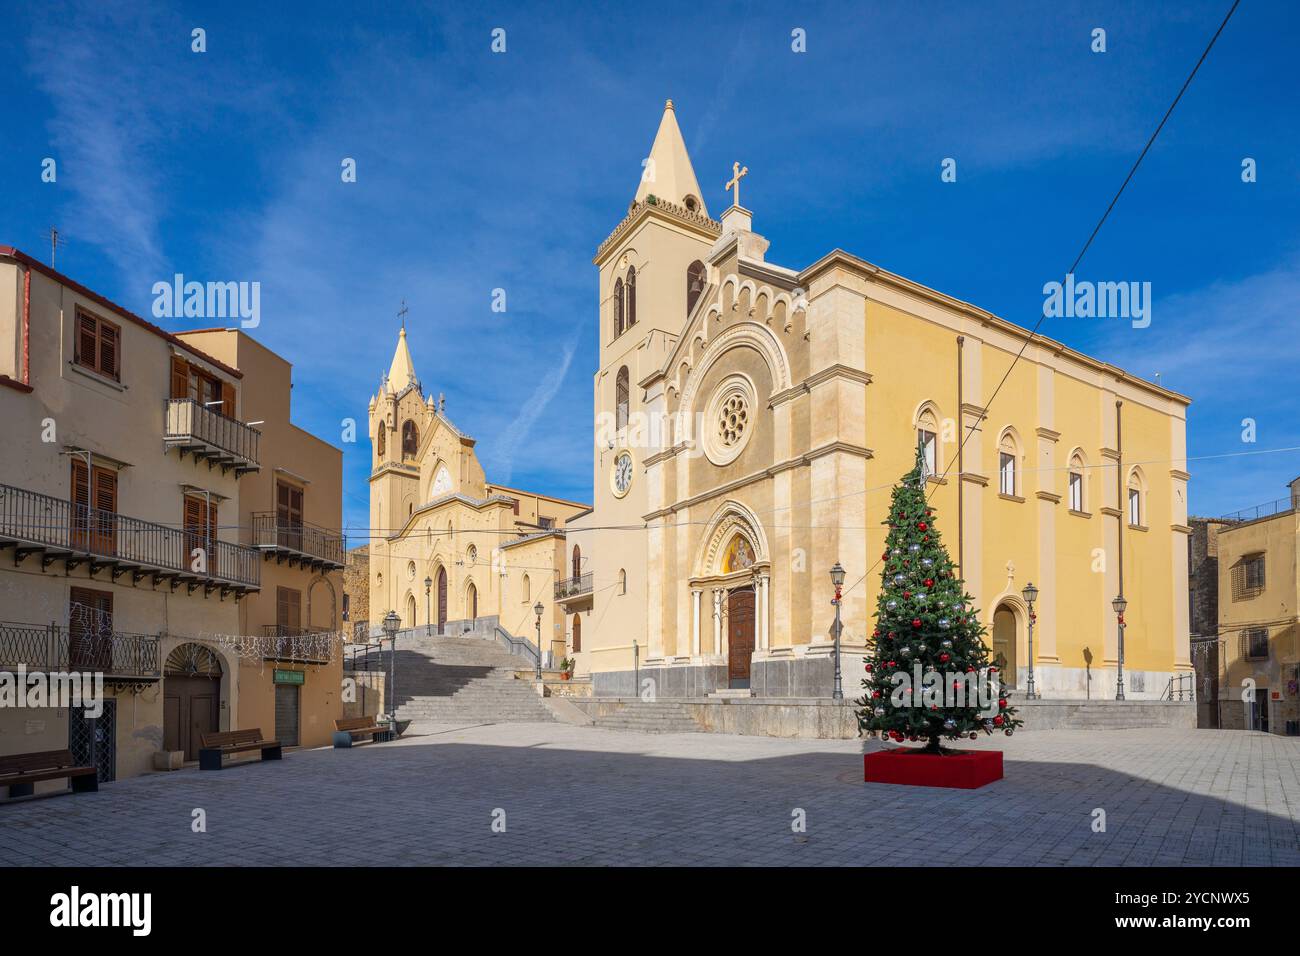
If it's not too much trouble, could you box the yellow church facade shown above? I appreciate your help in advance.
[564,101,1193,701]
[366,330,588,663]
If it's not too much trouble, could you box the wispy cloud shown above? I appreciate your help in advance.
[488,331,581,485]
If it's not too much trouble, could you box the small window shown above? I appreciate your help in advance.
[626,267,637,328]
[687,260,706,316]
[74,308,121,381]
[521,573,531,603]
[401,420,419,458]
[613,278,625,337]
[616,366,630,431]
[1068,471,1083,511]
[999,452,1016,496]
[1244,554,1265,591]
[1128,487,1141,526]
[377,425,386,460]
[918,430,937,477]
[618,568,627,595]
[1242,627,1269,660]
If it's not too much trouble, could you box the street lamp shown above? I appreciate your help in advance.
[830,562,846,701]
[1112,594,1128,700]
[533,600,545,681]
[424,576,433,637]
[382,610,401,732]
[1021,582,1039,699]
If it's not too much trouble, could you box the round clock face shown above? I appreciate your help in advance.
[612,451,633,497]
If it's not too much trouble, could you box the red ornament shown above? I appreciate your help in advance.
[865,664,874,672]
[939,653,950,663]
[903,591,912,599]
[872,691,881,699]
[917,522,928,531]
[924,578,934,587]
[993,715,1004,727]
[998,698,1008,709]
[911,619,922,628]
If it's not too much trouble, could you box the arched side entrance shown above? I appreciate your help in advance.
[466,582,478,622]
[163,643,224,762]
[572,614,582,653]
[992,604,1019,689]
[405,593,417,632]
[436,566,448,631]
[691,499,771,689]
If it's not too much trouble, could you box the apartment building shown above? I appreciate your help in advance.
[0,247,344,790]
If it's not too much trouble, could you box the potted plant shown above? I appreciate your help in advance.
[559,657,575,680]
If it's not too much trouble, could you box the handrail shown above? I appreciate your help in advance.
[0,619,161,680]
[554,572,593,600]
[251,513,345,565]
[164,398,261,465]
[0,482,259,587]
[1161,673,1195,702]
[493,626,540,666]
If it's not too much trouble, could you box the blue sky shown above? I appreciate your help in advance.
[3,0,1297,539]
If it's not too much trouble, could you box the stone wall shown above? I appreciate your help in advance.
[343,545,370,637]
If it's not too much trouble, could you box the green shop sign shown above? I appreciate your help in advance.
[273,669,305,685]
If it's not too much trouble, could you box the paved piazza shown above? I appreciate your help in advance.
[2,725,1298,866]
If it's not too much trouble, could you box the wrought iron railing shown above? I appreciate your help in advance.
[251,513,345,566]
[0,620,161,680]
[0,482,260,588]
[164,398,261,465]
[1161,673,1195,702]
[1217,496,1292,523]
[554,572,593,600]
[260,625,333,662]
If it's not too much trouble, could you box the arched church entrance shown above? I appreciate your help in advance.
[436,567,447,632]
[163,643,223,762]
[992,604,1019,689]
[727,586,755,688]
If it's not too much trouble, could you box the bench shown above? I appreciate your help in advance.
[0,749,97,799]
[333,716,393,748]
[198,729,282,771]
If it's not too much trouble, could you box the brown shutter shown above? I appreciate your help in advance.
[99,324,118,378]
[71,458,90,506]
[93,469,116,513]
[221,383,236,418]
[77,314,97,370]
[171,358,189,399]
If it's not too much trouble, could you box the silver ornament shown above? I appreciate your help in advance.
[938,617,951,629]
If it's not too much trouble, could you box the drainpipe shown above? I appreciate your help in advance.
[22,263,31,385]
[956,335,964,577]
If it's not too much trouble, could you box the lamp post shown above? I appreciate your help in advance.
[1021,581,1039,699]
[424,576,433,637]
[1112,594,1128,700]
[830,562,845,701]
[382,609,400,731]
[533,601,544,681]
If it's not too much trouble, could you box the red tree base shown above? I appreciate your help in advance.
[864,748,1003,789]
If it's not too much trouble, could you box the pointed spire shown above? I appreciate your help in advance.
[386,326,418,391]
[634,99,708,217]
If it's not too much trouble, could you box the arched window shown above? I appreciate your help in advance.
[1127,468,1147,527]
[915,404,940,477]
[572,614,582,652]
[466,583,478,621]
[401,420,418,458]
[571,544,582,580]
[618,568,627,595]
[521,573,531,603]
[613,278,625,337]
[687,260,706,316]
[1068,450,1086,512]
[998,429,1020,497]
[626,267,637,328]
[616,366,629,431]
[466,544,477,566]
[376,424,385,460]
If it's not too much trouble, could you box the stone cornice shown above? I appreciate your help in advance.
[769,364,872,408]
[1169,469,1191,481]
[960,472,989,486]
[1100,507,1122,519]
[1171,523,1193,534]
[594,198,721,265]
[1035,491,1061,504]
[1099,447,1120,461]
[1035,427,1061,442]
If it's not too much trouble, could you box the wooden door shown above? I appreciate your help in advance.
[71,460,116,555]
[163,675,219,761]
[276,481,304,552]
[437,568,447,631]
[727,588,755,687]
[467,584,477,622]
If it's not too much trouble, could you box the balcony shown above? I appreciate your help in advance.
[1,620,162,687]
[251,514,345,571]
[554,572,593,604]
[260,625,334,664]
[164,399,261,475]
[0,482,260,595]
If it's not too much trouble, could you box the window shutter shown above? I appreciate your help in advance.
[222,384,236,418]
[77,315,98,370]
[71,459,90,507]
[94,469,116,512]
[99,324,118,378]
[184,495,203,534]
[171,358,189,399]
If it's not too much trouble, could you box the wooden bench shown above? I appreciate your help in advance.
[0,749,97,799]
[198,729,282,771]
[333,716,393,748]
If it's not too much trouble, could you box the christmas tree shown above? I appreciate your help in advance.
[856,446,1022,752]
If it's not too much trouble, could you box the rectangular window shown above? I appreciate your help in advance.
[919,430,937,477]
[1243,628,1269,660]
[69,586,113,671]
[277,586,302,636]
[71,459,118,554]
[999,452,1016,496]
[171,356,234,414]
[342,593,350,622]
[276,481,304,553]
[74,309,121,380]
[1243,554,1265,591]
[1068,472,1083,511]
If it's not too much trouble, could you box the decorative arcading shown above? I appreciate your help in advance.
[596,198,721,259]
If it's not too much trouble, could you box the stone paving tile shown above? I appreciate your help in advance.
[0,724,1296,866]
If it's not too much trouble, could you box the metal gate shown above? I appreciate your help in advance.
[69,698,116,783]
[275,683,300,747]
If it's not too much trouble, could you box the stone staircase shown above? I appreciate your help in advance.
[577,701,704,734]
[355,634,556,725]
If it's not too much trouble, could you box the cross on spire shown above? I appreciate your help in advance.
[397,299,409,330]
[725,161,748,207]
